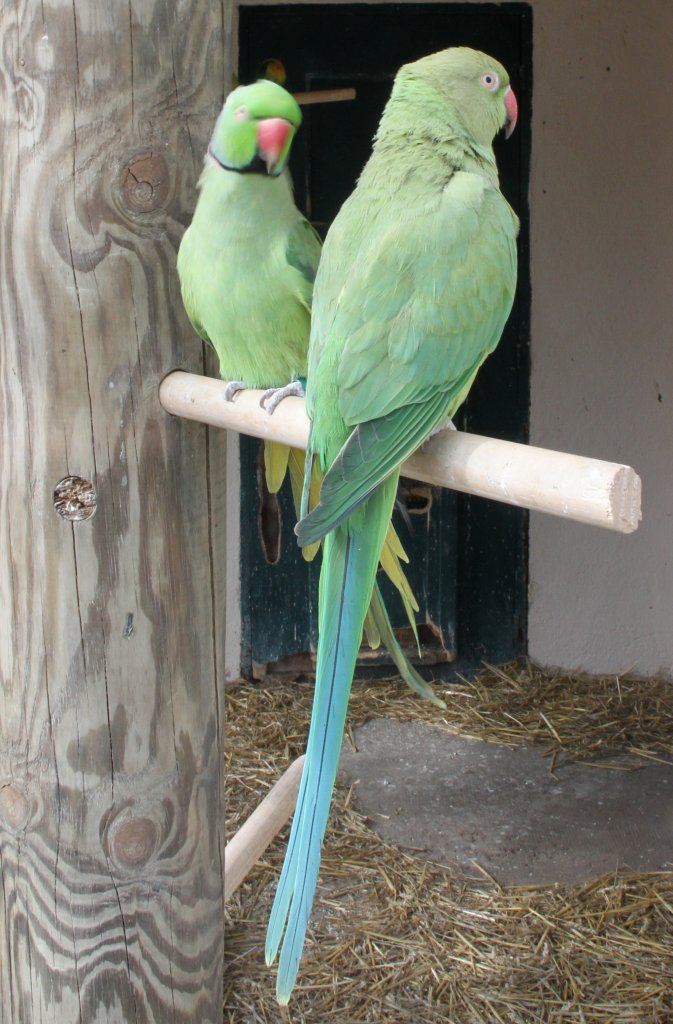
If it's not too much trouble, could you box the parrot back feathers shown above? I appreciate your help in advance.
[297,389,454,547]
[298,172,517,548]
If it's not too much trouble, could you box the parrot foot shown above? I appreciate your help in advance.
[223,380,246,402]
[259,379,305,415]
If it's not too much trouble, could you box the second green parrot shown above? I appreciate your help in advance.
[177,79,442,703]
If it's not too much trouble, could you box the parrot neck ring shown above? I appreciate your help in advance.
[208,116,293,176]
[207,146,271,177]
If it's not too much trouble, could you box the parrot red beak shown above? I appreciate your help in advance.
[257,117,293,174]
[504,85,518,139]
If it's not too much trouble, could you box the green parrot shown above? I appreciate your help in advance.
[265,47,519,1003]
[177,79,443,703]
[231,57,287,93]
[178,80,312,466]
[257,57,287,86]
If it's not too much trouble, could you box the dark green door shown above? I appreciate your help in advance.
[238,3,531,676]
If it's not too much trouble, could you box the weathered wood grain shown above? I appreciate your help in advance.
[0,2,231,1020]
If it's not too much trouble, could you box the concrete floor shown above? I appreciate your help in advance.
[339,719,673,886]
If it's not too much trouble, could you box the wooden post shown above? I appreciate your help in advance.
[159,372,643,534]
[0,3,231,1021]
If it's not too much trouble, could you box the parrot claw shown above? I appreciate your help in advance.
[223,380,246,402]
[259,380,305,415]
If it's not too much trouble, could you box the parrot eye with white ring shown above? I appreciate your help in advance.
[480,72,500,92]
[233,106,249,121]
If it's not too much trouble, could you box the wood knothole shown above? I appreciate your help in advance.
[111,817,160,869]
[0,782,35,832]
[103,803,168,872]
[120,152,170,214]
[53,476,97,521]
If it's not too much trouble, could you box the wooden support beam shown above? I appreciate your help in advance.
[0,8,228,1022]
[160,371,642,534]
[225,756,304,902]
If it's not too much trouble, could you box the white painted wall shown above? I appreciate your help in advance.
[528,0,673,678]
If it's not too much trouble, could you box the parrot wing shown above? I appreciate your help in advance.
[298,171,517,546]
[284,215,322,313]
[176,226,217,349]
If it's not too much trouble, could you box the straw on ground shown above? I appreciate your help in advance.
[225,663,673,1023]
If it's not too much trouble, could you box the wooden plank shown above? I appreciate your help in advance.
[294,87,357,105]
[159,372,642,534]
[224,756,304,901]
[0,3,231,1021]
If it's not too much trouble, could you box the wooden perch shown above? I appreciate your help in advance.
[159,371,642,534]
[293,87,356,106]
[224,755,305,901]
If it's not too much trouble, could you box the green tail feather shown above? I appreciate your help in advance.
[368,585,445,708]
[294,449,438,706]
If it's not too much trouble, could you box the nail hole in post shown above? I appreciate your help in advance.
[53,476,97,521]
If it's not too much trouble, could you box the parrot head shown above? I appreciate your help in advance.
[208,80,301,177]
[400,47,518,148]
[257,57,287,86]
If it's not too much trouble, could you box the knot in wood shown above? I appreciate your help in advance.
[120,152,169,214]
[53,476,97,522]
[0,783,32,831]
[111,816,159,868]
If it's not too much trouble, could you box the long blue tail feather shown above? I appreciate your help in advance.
[265,477,397,1004]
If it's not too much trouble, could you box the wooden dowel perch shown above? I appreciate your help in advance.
[160,371,642,534]
[224,755,305,901]
[293,87,356,106]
